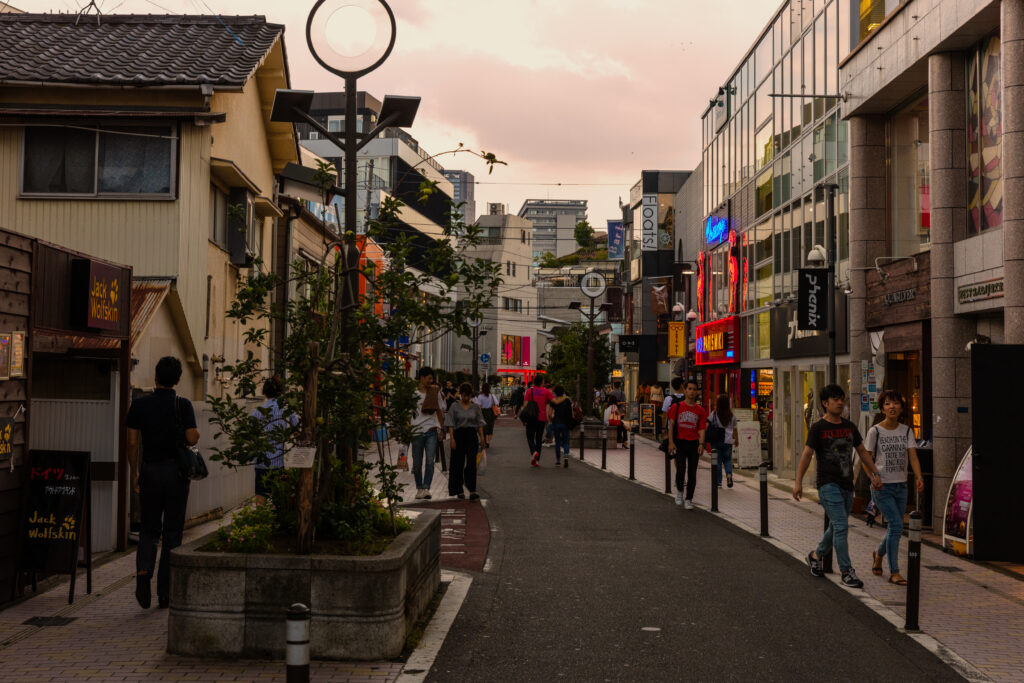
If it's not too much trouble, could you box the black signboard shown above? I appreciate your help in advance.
[618,335,640,353]
[770,297,849,360]
[22,451,92,603]
[797,268,829,331]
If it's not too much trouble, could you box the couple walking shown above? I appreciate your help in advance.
[518,376,575,467]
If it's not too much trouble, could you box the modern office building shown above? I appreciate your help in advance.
[517,198,588,261]
[442,169,476,226]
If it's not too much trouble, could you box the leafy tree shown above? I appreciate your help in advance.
[209,151,504,553]
[574,220,596,251]
[543,321,615,412]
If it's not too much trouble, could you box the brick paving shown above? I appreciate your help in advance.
[571,431,1024,683]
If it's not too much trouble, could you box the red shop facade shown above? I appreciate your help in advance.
[694,315,741,408]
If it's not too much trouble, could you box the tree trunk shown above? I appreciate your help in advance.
[297,342,320,554]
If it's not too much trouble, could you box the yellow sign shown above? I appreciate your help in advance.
[667,321,686,358]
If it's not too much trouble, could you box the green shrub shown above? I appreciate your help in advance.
[215,499,276,553]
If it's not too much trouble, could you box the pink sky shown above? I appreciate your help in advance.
[21,0,771,227]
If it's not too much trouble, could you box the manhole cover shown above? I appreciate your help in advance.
[23,616,76,627]
[924,565,964,573]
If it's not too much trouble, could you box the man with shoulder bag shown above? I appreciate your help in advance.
[127,356,200,610]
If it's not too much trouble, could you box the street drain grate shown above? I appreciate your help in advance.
[924,565,965,573]
[22,616,76,627]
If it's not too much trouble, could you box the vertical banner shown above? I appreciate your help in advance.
[667,321,686,358]
[641,194,658,251]
[797,268,829,331]
[607,220,625,260]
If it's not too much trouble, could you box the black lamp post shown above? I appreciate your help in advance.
[570,271,613,416]
[468,316,487,390]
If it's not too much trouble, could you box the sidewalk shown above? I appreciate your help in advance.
[570,432,1023,683]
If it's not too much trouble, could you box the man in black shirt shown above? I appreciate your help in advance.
[793,384,882,589]
[126,357,199,609]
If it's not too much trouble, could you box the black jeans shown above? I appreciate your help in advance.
[137,459,190,600]
[449,427,479,496]
[526,420,546,457]
[673,439,701,500]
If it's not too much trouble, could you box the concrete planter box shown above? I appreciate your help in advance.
[167,509,441,660]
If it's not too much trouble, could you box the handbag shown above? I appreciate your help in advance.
[705,412,726,445]
[173,395,208,481]
[492,404,501,417]
[519,389,539,423]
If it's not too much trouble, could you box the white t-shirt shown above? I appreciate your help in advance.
[709,411,737,445]
[864,422,915,484]
[411,389,442,435]
[662,393,684,413]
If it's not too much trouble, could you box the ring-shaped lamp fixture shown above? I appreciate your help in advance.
[306,0,397,78]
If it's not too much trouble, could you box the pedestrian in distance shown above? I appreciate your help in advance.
[474,382,499,449]
[518,375,554,467]
[866,389,925,585]
[661,377,686,436]
[410,366,444,500]
[445,382,486,501]
[608,380,626,406]
[650,382,665,433]
[510,380,525,417]
[707,394,738,489]
[547,385,574,467]
[794,384,884,589]
[251,375,298,502]
[126,356,199,610]
[665,379,707,509]
[603,397,628,448]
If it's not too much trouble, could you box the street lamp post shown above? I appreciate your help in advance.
[571,271,611,416]
[468,317,486,390]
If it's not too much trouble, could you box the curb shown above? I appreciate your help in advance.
[397,571,473,682]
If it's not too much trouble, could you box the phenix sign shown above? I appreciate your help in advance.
[797,268,829,332]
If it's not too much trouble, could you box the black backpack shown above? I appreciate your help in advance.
[519,388,540,424]
[658,395,686,454]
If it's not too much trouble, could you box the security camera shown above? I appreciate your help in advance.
[806,245,827,265]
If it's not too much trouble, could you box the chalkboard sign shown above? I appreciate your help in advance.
[22,450,92,603]
[639,404,656,433]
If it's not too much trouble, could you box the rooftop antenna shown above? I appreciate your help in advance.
[75,0,102,25]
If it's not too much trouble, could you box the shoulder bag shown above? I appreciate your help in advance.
[705,412,726,445]
[519,388,539,424]
[174,396,209,481]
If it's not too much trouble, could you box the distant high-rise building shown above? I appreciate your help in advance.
[517,199,587,261]
[442,169,476,225]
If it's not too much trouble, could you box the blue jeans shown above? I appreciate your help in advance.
[712,443,734,485]
[816,483,854,573]
[411,430,437,489]
[552,423,569,460]
[544,421,554,441]
[872,482,908,573]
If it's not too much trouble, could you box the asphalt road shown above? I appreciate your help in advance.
[427,423,962,682]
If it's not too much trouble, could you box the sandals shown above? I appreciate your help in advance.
[889,573,908,585]
[871,551,883,576]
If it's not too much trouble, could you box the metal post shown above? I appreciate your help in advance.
[628,430,635,481]
[759,464,769,537]
[905,511,923,631]
[585,297,595,419]
[471,329,478,391]
[286,603,311,683]
[664,448,672,494]
[710,452,719,512]
[579,423,585,462]
[601,426,607,470]
[826,184,837,386]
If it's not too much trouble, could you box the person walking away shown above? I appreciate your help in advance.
[708,394,739,488]
[410,367,444,500]
[650,383,665,434]
[126,356,198,610]
[665,379,706,510]
[445,382,486,500]
[510,381,525,417]
[793,384,884,589]
[603,398,628,448]
[547,385,574,467]
[474,383,499,449]
[251,376,298,502]
[609,381,626,406]
[518,375,554,467]
[866,390,925,585]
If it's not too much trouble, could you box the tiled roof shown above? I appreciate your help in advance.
[0,14,284,87]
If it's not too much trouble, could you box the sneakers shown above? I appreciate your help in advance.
[531,452,540,467]
[414,489,425,500]
[674,491,684,506]
[554,459,561,466]
[807,552,824,578]
[136,573,151,609]
[469,493,480,501]
[841,569,864,588]
[683,499,694,510]
[727,474,734,488]
[456,493,466,500]
[423,492,432,500]
[542,440,554,447]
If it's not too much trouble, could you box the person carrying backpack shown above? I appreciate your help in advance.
[518,375,553,467]
[707,394,738,489]
[665,379,707,509]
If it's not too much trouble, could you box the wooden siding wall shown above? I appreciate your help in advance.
[0,231,31,601]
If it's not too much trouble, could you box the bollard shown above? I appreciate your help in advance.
[822,513,834,573]
[601,426,608,470]
[286,603,310,683]
[759,464,769,537]
[664,446,672,494]
[628,431,635,481]
[905,511,922,631]
[710,452,719,512]
[579,423,585,462]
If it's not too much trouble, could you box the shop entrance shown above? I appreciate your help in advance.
[885,351,924,439]
[703,368,740,410]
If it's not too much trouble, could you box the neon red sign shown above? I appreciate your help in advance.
[695,316,739,366]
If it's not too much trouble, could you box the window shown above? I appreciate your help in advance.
[506,260,511,276]
[756,168,773,216]
[889,94,930,255]
[23,124,174,196]
[327,116,343,132]
[512,262,517,277]
[967,35,1003,234]
[309,131,320,140]
[210,185,228,247]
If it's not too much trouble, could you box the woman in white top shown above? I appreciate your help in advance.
[866,389,925,585]
[603,398,627,447]
[474,383,499,449]
[708,394,738,488]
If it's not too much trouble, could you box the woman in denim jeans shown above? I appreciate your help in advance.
[546,385,574,467]
[708,394,738,488]
[865,390,925,585]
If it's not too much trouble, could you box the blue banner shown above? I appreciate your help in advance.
[607,220,625,260]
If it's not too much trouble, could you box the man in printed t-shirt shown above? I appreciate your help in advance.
[793,384,883,589]
[666,379,707,510]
